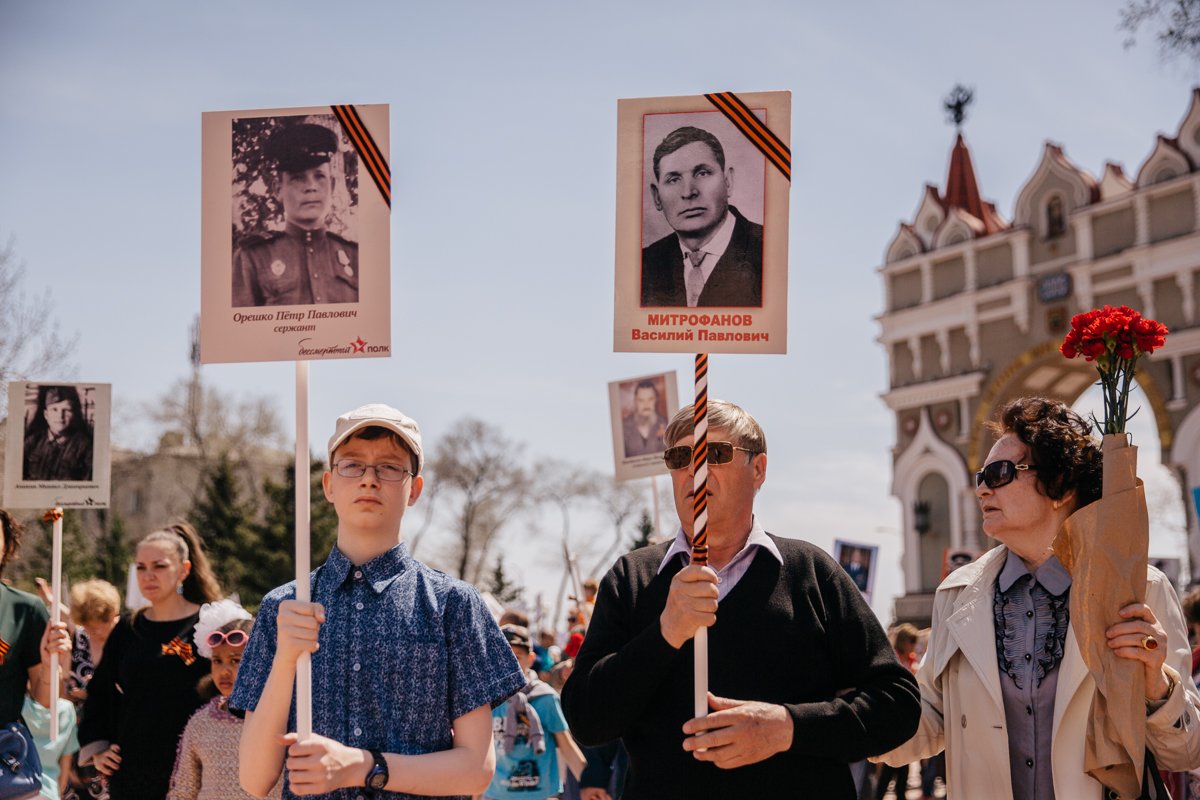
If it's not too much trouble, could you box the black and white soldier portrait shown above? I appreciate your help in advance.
[22,384,94,482]
[640,120,765,309]
[231,116,360,308]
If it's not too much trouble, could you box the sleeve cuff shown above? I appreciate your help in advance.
[1147,664,1184,721]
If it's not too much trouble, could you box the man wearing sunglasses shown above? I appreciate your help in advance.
[562,400,920,798]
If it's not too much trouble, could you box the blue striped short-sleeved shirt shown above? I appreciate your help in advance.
[230,543,526,800]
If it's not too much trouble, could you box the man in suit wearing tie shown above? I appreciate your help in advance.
[640,126,764,308]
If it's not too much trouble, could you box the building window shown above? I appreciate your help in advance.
[1154,167,1178,184]
[1045,195,1066,239]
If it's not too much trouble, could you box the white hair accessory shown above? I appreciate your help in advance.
[193,598,252,659]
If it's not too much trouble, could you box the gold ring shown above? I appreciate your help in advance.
[1141,635,1159,652]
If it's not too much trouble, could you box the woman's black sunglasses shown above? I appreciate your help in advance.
[663,442,759,471]
[975,460,1036,489]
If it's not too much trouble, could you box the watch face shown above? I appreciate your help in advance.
[366,753,388,790]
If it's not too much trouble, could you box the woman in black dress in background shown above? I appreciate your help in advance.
[80,522,222,798]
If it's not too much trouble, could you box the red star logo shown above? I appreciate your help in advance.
[351,337,367,353]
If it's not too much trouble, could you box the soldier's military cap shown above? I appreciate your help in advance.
[264,123,338,173]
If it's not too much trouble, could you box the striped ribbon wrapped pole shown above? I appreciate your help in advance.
[692,353,709,719]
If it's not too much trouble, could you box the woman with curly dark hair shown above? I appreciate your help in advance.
[876,396,1200,798]
[79,522,222,799]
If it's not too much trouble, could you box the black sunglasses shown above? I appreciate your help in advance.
[975,460,1036,489]
[663,442,759,471]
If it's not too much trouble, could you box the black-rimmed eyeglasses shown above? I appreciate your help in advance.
[975,460,1036,490]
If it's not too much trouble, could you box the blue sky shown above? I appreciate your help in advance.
[1,0,1195,618]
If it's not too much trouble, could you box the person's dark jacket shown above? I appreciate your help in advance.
[561,535,920,799]
[640,206,763,308]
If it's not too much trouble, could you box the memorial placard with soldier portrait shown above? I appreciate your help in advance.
[201,104,391,364]
[608,370,679,482]
[4,381,112,509]
[613,91,790,355]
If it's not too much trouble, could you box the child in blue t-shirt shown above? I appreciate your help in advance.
[487,625,585,800]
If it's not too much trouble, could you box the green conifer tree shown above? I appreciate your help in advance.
[189,454,258,598]
[243,459,337,609]
[629,509,655,551]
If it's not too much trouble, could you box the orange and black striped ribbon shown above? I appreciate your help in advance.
[331,105,391,208]
[692,353,709,566]
[162,637,196,665]
[704,92,791,182]
[0,637,10,666]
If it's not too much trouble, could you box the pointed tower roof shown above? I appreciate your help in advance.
[942,133,1005,234]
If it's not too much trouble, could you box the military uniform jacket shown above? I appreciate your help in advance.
[232,222,359,307]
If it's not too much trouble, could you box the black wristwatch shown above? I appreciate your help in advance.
[365,749,388,790]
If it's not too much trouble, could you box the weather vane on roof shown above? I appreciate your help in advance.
[944,84,974,130]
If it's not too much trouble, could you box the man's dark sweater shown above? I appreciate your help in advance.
[561,535,920,799]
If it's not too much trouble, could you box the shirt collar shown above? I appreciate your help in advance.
[676,209,736,261]
[656,517,782,574]
[285,221,327,241]
[322,543,412,593]
[996,548,1071,596]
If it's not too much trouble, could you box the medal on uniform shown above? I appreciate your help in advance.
[271,259,287,277]
[338,249,353,276]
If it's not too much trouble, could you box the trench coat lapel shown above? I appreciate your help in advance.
[943,547,1007,714]
[1051,622,1089,740]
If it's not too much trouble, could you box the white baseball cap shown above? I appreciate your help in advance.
[327,404,423,474]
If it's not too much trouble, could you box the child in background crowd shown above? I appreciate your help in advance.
[169,599,280,800]
[485,624,585,800]
[23,695,78,799]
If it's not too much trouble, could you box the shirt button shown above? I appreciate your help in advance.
[1026,758,1033,768]
[354,727,362,737]
[1026,610,1034,618]
[1025,653,1032,661]
[1026,705,1033,715]
[355,602,364,611]
[354,570,363,579]
[353,663,361,672]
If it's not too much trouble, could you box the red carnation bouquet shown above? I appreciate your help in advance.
[1060,305,1168,434]
[1055,304,1168,795]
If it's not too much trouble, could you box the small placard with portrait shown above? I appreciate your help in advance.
[3,382,112,509]
[200,104,391,364]
[833,540,878,602]
[608,371,680,482]
[613,91,790,354]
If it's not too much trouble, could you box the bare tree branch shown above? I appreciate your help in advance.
[1120,0,1200,60]
[429,418,530,584]
[0,235,80,417]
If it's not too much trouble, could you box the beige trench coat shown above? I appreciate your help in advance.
[878,545,1200,799]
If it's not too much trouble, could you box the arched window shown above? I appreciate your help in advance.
[1045,195,1066,239]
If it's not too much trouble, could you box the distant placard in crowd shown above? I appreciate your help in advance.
[833,539,877,602]
[613,91,791,355]
[4,382,111,509]
[941,547,981,579]
[200,104,391,364]
[608,371,680,482]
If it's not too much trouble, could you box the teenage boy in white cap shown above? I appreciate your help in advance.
[232,404,526,799]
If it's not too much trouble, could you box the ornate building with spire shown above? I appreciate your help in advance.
[878,89,1200,624]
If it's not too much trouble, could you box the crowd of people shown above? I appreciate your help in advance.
[0,395,1198,799]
